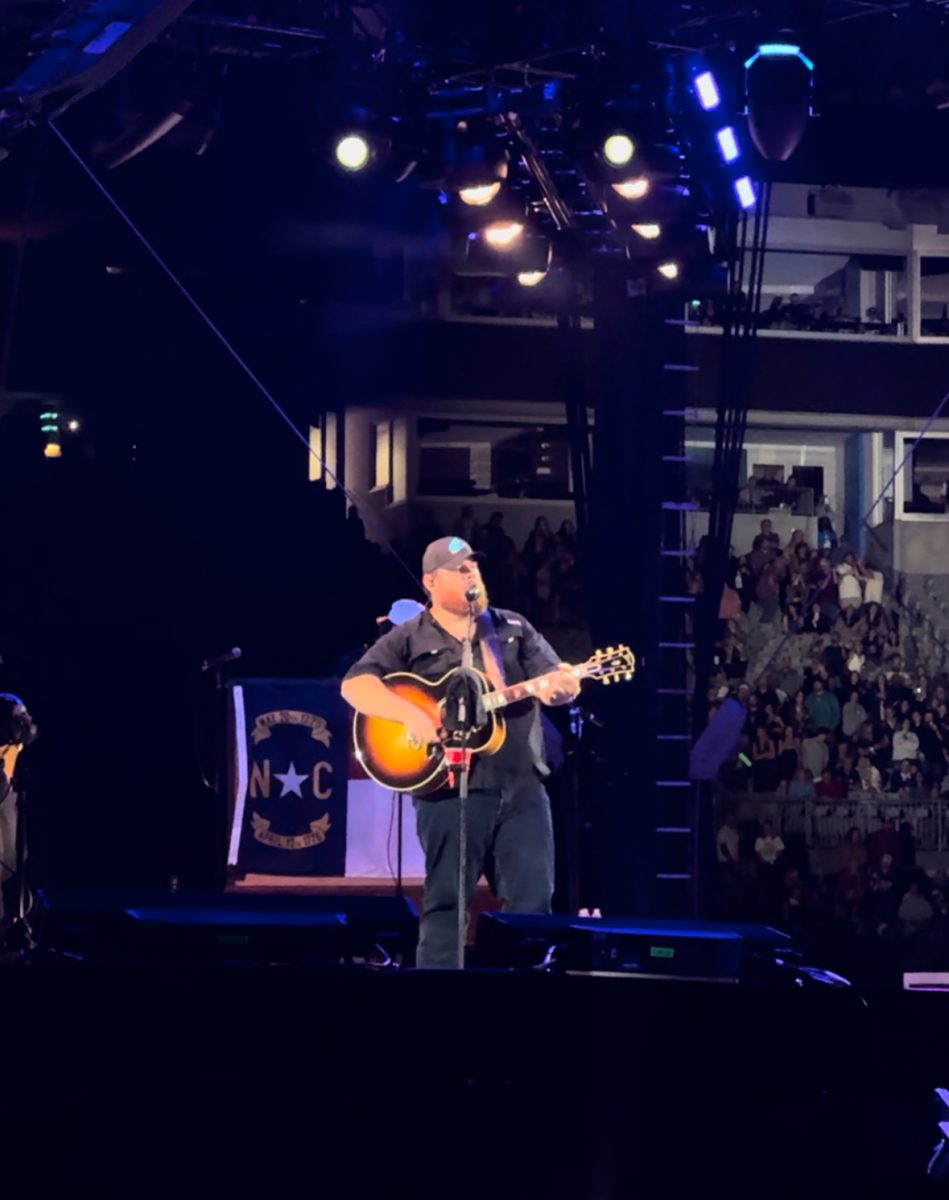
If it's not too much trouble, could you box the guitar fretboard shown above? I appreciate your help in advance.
[483,668,582,713]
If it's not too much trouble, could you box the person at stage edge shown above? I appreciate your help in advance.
[341,536,580,967]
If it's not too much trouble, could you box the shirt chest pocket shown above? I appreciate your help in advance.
[496,629,525,679]
[409,647,453,678]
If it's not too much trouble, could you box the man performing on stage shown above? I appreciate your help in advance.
[341,536,580,967]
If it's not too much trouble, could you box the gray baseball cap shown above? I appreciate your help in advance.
[421,536,480,575]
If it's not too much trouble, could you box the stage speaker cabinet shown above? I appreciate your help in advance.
[475,912,798,983]
[33,889,419,966]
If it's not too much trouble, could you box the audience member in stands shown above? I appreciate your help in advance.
[892,717,920,764]
[806,678,841,729]
[755,819,785,868]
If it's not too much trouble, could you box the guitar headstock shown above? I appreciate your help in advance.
[580,644,636,685]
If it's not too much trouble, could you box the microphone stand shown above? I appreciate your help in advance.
[442,591,482,970]
[455,603,475,970]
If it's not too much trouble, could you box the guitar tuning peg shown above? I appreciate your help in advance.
[603,677,610,686]
[607,645,614,654]
[625,672,632,680]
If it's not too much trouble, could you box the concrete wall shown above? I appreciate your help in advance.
[894,519,949,574]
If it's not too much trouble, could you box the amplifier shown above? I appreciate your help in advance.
[475,912,794,982]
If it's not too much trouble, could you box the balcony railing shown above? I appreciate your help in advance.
[723,791,949,854]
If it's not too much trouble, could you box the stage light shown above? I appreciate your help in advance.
[658,262,680,281]
[694,72,721,111]
[744,43,814,71]
[602,134,635,166]
[611,176,650,201]
[744,40,813,161]
[459,182,501,207]
[517,270,546,287]
[462,222,549,277]
[483,221,524,248]
[441,118,509,199]
[716,127,740,163]
[334,133,371,171]
[632,223,661,240]
[44,442,62,458]
[734,176,756,209]
[67,419,80,432]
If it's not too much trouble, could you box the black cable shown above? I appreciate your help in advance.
[47,118,424,596]
[693,181,772,723]
[386,789,397,882]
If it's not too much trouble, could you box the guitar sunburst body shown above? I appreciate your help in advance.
[354,669,505,795]
[352,645,636,795]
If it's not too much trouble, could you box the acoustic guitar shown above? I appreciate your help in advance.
[353,645,635,794]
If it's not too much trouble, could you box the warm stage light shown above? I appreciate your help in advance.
[484,221,524,248]
[632,223,661,240]
[611,177,650,201]
[602,134,635,166]
[44,442,63,458]
[658,262,680,280]
[459,182,501,207]
[517,270,546,287]
[335,134,371,171]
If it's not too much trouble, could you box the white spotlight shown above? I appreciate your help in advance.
[484,221,524,248]
[611,177,650,201]
[632,223,661,240]
[658,261,680,280]
[716,127,741,163]
[335,134,371,171]
[517,270,546,287]
[67,419,80,432]
[459,182,501,207]
[694,71,721,111]
[602,134,635,166]
[734,176,757,210]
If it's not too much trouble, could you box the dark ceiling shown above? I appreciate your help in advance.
[2,0,949,399]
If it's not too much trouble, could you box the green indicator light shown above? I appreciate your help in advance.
[650,946,675,959]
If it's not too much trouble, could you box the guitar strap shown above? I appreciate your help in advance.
[475,610,507,693]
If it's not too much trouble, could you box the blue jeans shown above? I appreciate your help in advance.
[413,777,554,968]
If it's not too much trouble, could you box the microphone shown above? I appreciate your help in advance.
[200,647,242,672]
[465,585,481,605]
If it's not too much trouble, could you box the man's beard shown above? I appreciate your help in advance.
[445,586,490,617]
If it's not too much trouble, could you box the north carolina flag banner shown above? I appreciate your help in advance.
[228,678,349,876]
[227,679,426,879]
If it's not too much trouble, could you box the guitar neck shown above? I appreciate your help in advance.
[484,668,582,712]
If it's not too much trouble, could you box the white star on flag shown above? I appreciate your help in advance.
[274,762,308,798]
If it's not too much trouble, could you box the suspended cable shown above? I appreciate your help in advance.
[48,118,423,592]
